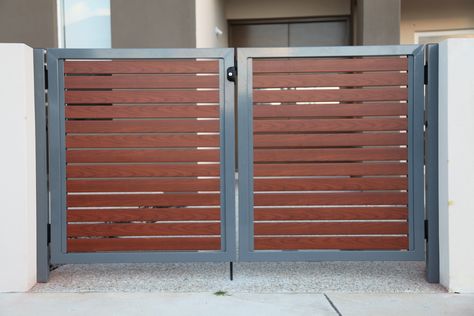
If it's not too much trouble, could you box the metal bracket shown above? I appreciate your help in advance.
[226,66,237,82]
[424,219,428,240]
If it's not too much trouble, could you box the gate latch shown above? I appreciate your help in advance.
[226,67,237,82]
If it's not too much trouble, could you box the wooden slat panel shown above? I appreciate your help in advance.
[67,237,221,252]
[253,57,408,73]
[253,103,407,118]
[253,118,407,133]
[254,222,407,235]
[67,164,220,178]
[253,192,407,206]
[254,133,407,147]
[254,207,408,221]
[66,120,220,133]
[65,90,219,104]
[67,178,220,192]
[67,223,220,237]
[254,177,407,191]
[254,148,407,162]
[65,105,219,119]
[66,134,219,148]
[67,208,220,222]
[65,74,219,89]
[67,149,220,163]
[254,236,408,250]
[64,60,219,74]
[67,193,220,207]
[253,72,408,88]
[254,163,407,176]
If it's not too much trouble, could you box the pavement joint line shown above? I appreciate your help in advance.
[324,293,343,316]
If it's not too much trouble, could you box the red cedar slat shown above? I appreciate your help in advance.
[254,118,407,133]
[66,120,220,133]
[65,90,219,104]
[253,192,407,206]
[254,177,407,191]
[67,208,220,222]
[67,149,220,163]
[253,103,407,118]
[252,57,408,73]
[65,105,219,119]
[67,193,221,207]
[254,133,407,147]
[67,222,220,237]
[65,74,219,89]
[254,236,408,250]
[64,60,219,74]
[67,237,221,252]
[253,72,408,88]
[67,178,220,192]
[254,148,407,162]
[66,134,219,148]
[67,164,220,178]
[253,207,408,221]
[254,222,408,235]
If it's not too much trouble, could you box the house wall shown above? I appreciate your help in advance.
[196,0,228,48]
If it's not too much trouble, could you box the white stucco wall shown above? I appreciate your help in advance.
[439,39,474,293]
[0,43,37,292]
[196,0,228,48]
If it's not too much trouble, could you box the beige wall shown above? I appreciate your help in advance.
[225,0,350,20]
[196,0,228,48]
[401,0,474,44]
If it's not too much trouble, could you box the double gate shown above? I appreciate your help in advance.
[35,45,438,281]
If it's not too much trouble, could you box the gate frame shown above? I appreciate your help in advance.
[236,45,426,261]
[46,48,236,264]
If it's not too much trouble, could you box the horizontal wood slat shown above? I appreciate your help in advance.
[254,148,407,162]
[253,118,407,133]
[67,164,220,178]
[67,237,221,252]
[253,103,407,118]
[254,207,408,221]
[65,74,219,89]
[254,236,408,250]
[254,222,407,235]
[67,223,220,237]
[254,177,407,191]
[65,90,219,104]
[65,105,219,119]
[64,60,219,74]
[253,57,408,73]
[67,208,220,222]
[67,178,220,192]
[254,162,407,176]
[253,192,407,206]
[66,120,220,133]
[66,149,220,163]
[67,193,220,207]
[254,133,407,147]
[66,134,219,148]
[253,72,408,88]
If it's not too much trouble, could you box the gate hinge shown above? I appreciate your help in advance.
[424,63,428,85]
[424,219,428,240]
[227,66,237,82]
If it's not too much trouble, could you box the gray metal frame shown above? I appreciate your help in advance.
[237,45,426,261]
[47,48,236,264]
[425,44,440,282]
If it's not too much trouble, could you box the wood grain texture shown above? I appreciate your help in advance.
[253,72,408,88]
[254,236,408,250]
[67,208,220,222]
[65,74,219,89]
[253,207,408,221]
[64,60,219,74]
[66,105,219,119]
[66,120,220,133]
[67,237,221,252]
[254,222,407,235]
[253,57,408,73]
[67,193,221,207]
[67,222,220,237]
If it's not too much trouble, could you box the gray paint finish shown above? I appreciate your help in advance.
[111,0,196,48]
